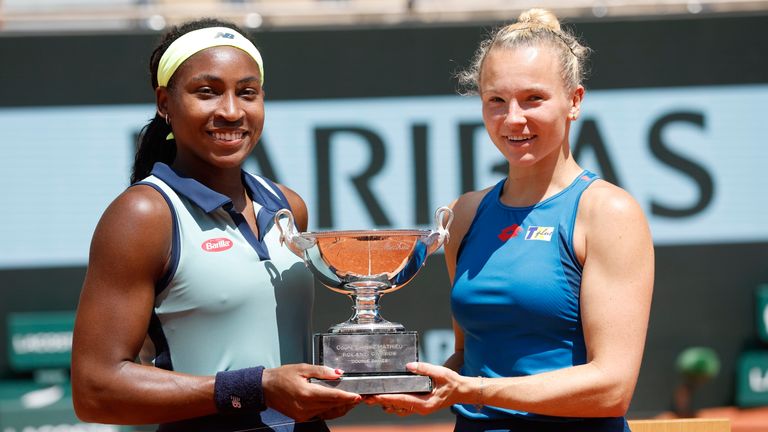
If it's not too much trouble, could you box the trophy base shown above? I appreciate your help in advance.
[310,374,432,394]
[313,331,430,394]
[314,331,419,374]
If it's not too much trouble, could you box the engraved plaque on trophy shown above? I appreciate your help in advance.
[274,207,453,394]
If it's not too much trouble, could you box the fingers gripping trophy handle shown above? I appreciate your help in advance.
[434,206,454,248]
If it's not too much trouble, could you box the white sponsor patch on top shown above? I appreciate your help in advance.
[525,226,554,241]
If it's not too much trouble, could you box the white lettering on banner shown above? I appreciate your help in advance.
[20,385,65,409]
[749,367,768,392]
[1,84,767,268]
[12,332,73,354]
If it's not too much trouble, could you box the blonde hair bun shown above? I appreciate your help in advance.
[517,8,562,32]
[456,7,591,94]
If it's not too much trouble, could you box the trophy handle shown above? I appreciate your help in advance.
[274,208,296,245]
[432,206,454,249]
[274,208,315,255]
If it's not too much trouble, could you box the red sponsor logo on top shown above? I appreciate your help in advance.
[201,237,233,252]
[498,224,523,241]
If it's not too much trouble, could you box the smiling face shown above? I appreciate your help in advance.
[157,45,264,174]
[480,44,583,170]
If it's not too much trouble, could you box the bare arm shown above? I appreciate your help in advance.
[72,186,217,424]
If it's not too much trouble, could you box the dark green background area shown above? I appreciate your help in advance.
[1,12,768,425]
[1,13,766,107]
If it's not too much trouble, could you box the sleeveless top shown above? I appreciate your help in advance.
[451,171,622,424]
[136,162,315,375]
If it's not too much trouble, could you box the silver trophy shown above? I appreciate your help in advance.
[275,207,453,394]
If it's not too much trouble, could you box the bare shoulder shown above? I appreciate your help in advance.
[102,184,172,230]
[577,180,653,264]
[579,180,647,225]
[450,187,493,225]
[275,183,305,207]
[88,185,173,277]
[275,183,308,231]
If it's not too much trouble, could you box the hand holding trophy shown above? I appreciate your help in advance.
[274,207,453,394]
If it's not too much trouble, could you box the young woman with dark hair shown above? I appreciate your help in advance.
[72,18,360,432]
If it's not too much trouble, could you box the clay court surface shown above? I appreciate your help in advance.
[332,423,452,432]
[330,407,768,432]
[654,406,768,432]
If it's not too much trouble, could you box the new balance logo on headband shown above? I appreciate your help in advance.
[215,32,235,40]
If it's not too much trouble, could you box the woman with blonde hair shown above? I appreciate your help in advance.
[368,8,654,432]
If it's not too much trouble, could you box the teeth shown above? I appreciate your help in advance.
[213,132,244,141]
[506,135,533,142]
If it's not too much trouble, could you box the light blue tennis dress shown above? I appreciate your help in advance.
[137,162,324,432]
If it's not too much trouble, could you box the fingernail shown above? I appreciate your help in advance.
[334,368,344,375]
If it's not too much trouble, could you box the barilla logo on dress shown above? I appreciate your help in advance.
[201,237,233,252]
[498,224,523,241]
[524,226,554,241]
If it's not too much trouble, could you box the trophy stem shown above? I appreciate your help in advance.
[328,282,405,333]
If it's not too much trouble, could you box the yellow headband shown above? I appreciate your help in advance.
[157,26,264,88]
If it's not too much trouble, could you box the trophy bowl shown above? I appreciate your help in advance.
[274,207,453,394]
[275,207,453,333]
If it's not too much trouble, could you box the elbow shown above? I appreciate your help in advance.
[601,397,631,418]
[73,399,99,424]
[71,373,118,423]
[72,384,103,423]
[585,362,638,417]
[596,380,635,417]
